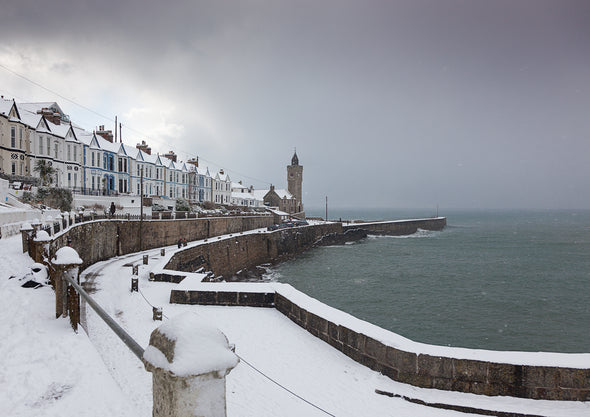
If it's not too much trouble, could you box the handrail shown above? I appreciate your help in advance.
[61,272,145,361]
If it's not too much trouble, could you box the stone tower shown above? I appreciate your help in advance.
[287,150,303,213]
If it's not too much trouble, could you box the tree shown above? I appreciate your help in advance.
[33,160,56,186]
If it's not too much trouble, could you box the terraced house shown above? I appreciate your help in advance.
[0,99,194,202]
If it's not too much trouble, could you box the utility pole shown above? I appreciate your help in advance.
[140,166,144,251]
[114,116,117,142]
[325,196,328,222]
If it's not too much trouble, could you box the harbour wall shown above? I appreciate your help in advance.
[343,217,447,235]
[35,215,273,270]
[171,284,590,401]
[163,223,343,278]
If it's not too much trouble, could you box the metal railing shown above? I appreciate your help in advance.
[61,272,145,361]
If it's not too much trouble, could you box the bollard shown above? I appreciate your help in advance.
[152,306,162,321]
[143,313,238,417]
[160,248,165,256]
[131,277,139,292]
[149,272,155,281]
[20,222,33,254]
[143,255,149,265]
[51,247,83,331]
[132,264,139,275]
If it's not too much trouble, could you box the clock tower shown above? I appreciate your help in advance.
[287,150,303,213]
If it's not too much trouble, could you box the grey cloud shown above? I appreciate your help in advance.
[1,0,589,209]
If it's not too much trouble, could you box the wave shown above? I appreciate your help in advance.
[368,228,440,239]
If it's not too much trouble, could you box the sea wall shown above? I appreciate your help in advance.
[170,284,590,402]
[164,223,342,278]
[35,216,273,270]
[343,217,446,235]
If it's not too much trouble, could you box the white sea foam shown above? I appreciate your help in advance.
[367,228,440,239]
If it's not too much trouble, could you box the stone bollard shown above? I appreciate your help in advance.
[161,248,165,256]
[51,247,83,331]
[131,277,139,292]
[149,272,155,281]
[143,313,239,417]
[31,230,52,264]
[132,264,139,275]
[20,222,34,254]
[143,255,149,265]
[152,306,163,321]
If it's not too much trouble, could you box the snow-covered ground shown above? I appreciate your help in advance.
[1,233,589,416]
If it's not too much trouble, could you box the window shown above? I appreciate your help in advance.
[11,162,16,174]
[39,136,43,154]
[92,176,95,190]
[47,138,50,155]
[19,128,23,149]
[54,143,58,159]
[73,147,77,162]
[91,152,95,166]
[11,126,15,147]
[67,145,71,160]
[124,159,127,173]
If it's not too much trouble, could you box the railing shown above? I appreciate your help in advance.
[61,272,144,360]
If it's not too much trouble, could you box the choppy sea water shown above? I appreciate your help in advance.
[267,209,590,353]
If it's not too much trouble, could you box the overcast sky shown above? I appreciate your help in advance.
[1,0,589,210]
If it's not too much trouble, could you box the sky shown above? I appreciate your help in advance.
[0,0,589,210]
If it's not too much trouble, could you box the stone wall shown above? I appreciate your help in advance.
[47,216,273,270]
[343,217,446,235]
[273,293,589,401]
[170,287,590,402]
[164,223,342,278]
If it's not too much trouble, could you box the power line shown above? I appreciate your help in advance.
[0,63,273,186]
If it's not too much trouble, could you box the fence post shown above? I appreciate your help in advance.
[51,247,83,330]
[143,313,239,417]
[20,222,33,253]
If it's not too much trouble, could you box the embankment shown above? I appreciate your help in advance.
[32,215,273,270]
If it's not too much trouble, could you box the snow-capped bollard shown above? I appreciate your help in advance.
[153,306,163,321]
[31,230,51,264]
[161,248,165,256]
[20,222,34,253]
[51,247,83,331]
[143,313,239,417]
[143,255,149,265]
[132,264,139,275]
[131,277,139,292]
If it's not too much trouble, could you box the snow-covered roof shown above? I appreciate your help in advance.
[274,189,293,199]
[0,98,14,116]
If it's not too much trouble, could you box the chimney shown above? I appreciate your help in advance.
[164,150,177,162]
[96,125,114,142]
[37,108,61,125]
[187,158,199,167]
[270,184,275,192]
[136,140,152,155]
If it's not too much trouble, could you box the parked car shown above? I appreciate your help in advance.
[291,218,308,226]
[267,224,280,231]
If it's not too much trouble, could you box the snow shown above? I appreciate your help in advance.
[143,312,239,377]
[34,230,51,241]
[0,233,589,417]
[52,247,83,265]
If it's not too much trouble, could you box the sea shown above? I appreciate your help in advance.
[265,208,590,353]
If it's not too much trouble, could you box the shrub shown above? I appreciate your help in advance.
[36,187,73,212]
[175,198,191,212]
